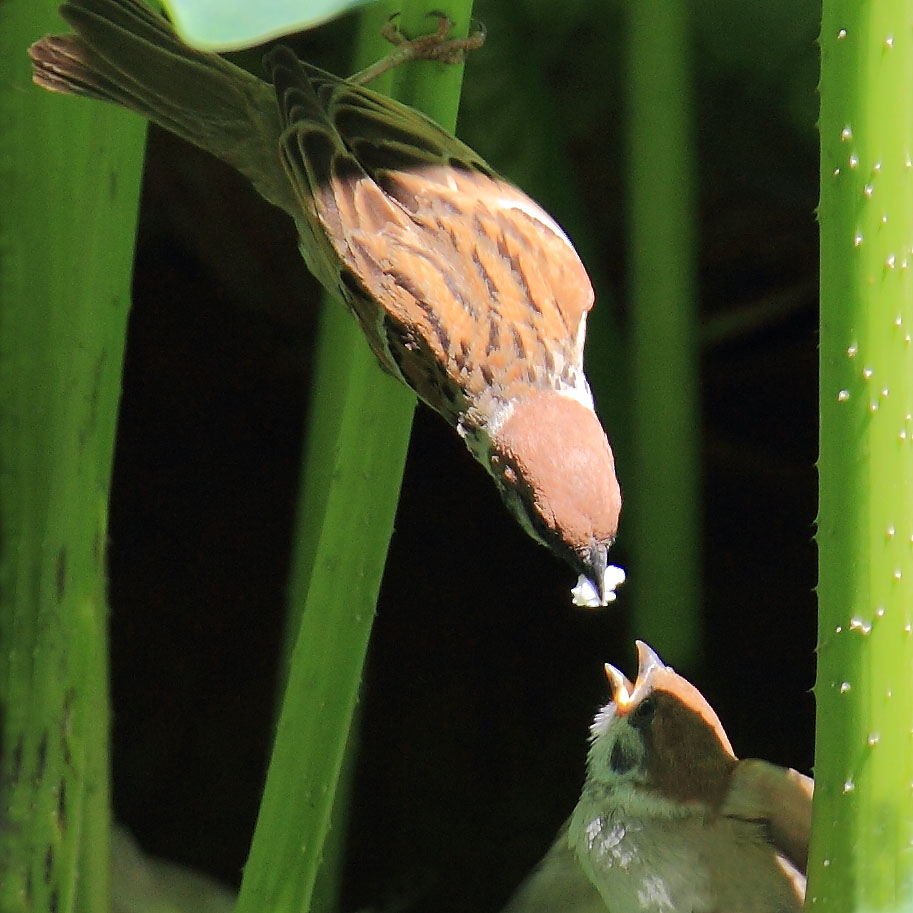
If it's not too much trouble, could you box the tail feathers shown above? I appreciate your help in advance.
[30,34,123,106]
[265,45,333,133]
[261,45,356,292]
[263,46,346,203]
[29,0,296,216]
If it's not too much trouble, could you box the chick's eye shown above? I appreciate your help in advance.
[628,695,657,729]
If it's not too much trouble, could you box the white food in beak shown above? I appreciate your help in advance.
[571,564,626,607]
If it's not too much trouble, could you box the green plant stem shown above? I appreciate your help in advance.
[233,4,474,912]
[813,2,913,910]
[0,3,147,913]
[625,0,701,666]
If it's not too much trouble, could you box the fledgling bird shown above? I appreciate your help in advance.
[28,0,623,603]
[503,641,813,912]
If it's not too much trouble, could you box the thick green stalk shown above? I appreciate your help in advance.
[233,4,474,912]
[275,0,404,687]
[813,1,913,909]
[0,3,146,913]
[625,0,701,665]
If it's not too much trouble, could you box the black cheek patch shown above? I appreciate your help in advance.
[609,740,639,774]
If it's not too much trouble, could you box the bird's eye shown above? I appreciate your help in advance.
[628,695,657,729]
[609,740,638,774]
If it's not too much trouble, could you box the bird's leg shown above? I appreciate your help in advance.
[348,12,486,86]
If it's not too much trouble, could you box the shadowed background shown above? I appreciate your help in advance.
[106,2,819,910]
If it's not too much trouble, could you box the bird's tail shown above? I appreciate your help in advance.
[28,0,295,214]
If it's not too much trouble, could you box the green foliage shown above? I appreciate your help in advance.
[814,1,913,909]
[0,2,147,912]
[624,0,701,666]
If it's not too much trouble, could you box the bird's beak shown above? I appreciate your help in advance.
[589,542,609,603]
[635,640,666,679]
[604,662,635,712]
[605,641,667,715]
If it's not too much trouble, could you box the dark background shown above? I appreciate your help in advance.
[107,3,820,911]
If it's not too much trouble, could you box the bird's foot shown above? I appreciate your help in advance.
[349,12,485,86]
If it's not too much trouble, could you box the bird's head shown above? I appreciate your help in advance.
[487,391,622,603]
[585,641,737,815]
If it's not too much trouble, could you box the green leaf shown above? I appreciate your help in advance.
[161,0,378,51]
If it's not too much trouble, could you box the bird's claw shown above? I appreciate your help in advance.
[381,12,485,63]
[351,11,485,84]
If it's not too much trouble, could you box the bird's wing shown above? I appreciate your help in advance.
[269,48,593,406]
[500,822,608,913]
[367,165,595,404]
[722,759,814,875]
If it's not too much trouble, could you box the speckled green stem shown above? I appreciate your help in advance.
[625,0,701,666]
[813,2,913,909]
[0,3,147,913]
[233,4,474,912]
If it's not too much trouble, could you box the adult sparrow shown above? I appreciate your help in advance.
[29,0,623,602]
[503,641,812,912]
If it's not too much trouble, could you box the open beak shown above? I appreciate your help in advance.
[604,641,667,714]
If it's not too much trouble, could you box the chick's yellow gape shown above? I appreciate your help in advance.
[30,0,624,604]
